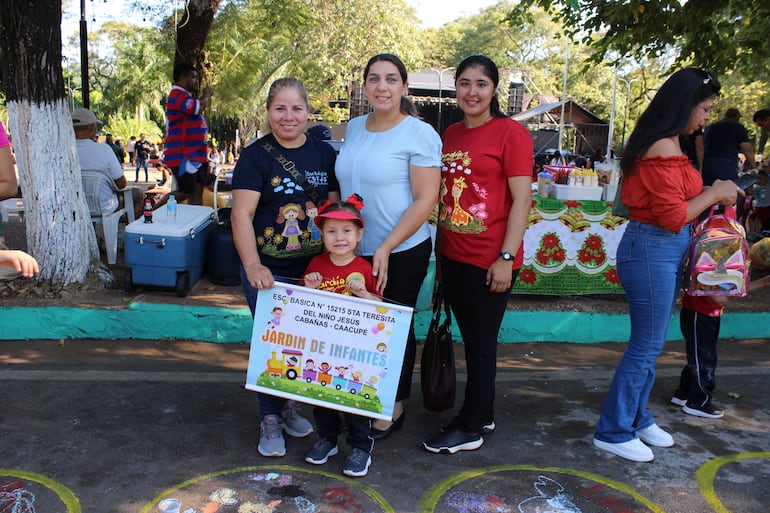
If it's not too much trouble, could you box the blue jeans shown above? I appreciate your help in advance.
[135,157,149,181]
[240,265,292,418]
[595,221,691,443]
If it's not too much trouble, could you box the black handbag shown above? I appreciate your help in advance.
[420,284,456,412]
[611,172,629,218]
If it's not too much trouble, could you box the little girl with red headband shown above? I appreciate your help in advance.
[300,193,380,477]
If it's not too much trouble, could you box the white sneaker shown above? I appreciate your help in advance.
[637,423,674,447]
[593,437,654,462]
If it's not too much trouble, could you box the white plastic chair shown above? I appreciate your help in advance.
[81,169,136,264]
[0,197,24,222]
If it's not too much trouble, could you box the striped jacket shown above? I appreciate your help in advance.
[163,85,208,167]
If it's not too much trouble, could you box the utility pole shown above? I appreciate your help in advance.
[79,0,90,108]
[432,68,454,133]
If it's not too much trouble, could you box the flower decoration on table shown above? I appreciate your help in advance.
[518,268,538,286]
[603,268,620,285]
[533,231,567,273]
[575,233,609,274]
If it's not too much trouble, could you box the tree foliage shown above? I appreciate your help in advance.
[94,22,171,126]
[204,0,425,142]
[507,0,770,81]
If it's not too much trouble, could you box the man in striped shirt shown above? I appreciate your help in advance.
[163,62,215,205]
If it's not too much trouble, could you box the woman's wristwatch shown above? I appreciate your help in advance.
[500,252,514,261]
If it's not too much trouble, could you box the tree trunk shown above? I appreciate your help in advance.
[174,0,222,89]
[0,0,98,286]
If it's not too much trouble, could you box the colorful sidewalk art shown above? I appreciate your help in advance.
[13,455,769,513]
[245,282,413,421]
[513,197,628,295]
[0,469,81,513]
[140,466,394,513]
[417,466,665,513]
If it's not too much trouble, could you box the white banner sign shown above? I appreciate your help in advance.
[245,282,413,421]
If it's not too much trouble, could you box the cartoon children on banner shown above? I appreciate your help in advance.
[245,282,413,421]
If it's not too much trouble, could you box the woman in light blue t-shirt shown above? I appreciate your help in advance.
[335,54,442,440]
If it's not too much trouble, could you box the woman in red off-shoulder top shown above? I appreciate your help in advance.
[593,68,740,463]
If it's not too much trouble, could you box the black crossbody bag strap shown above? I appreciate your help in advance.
[261,141,322,206]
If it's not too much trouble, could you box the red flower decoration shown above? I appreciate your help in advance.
[604,269,620,284]
[519,269,537,285]
[542,233,560,250]
[536,251,551,265]
[577,249,593,264]
[585,234,602,251]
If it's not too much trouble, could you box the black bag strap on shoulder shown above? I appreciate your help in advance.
[261,140,322,207]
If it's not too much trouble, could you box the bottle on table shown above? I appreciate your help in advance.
[143,197,153,223]
[537,171,552,198]
[167,194,178,224]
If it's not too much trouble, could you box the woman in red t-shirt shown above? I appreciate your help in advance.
[593,69,739,463]
[422,55,533,455]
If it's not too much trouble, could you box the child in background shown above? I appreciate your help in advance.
[672,275,770,418]
[301,194,380,478]
[747,169,770,233]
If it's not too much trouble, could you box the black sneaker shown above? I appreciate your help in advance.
[670,388,687,406]
[683,403,724,419]
[423,426,483,454]
[305,439,338,465]
[342,447,371,477]
[441,420,495,435]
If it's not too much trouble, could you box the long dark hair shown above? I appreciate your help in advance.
[455,54,506,118]
[363,54,420,118]
[621,68,720,174]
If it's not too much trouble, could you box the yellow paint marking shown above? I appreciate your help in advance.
[696,452,770,513]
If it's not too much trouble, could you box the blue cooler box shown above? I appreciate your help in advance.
[124,204,215,296]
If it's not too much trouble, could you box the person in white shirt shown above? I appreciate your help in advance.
[72,108,142,219]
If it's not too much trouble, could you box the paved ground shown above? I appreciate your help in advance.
[1,336,769,513]
[1,162,769,512]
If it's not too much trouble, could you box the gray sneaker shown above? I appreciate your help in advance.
[343,447,372,477]
[258,414,286,457]
[282,401,314,437]
[305,438,339,465]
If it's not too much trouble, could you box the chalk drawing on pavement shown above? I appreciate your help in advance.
[0,469,81,513]
[138,465,394,513]
[417,465,665,513]
[696,451,770,513]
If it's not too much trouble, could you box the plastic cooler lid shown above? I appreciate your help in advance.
[125,204,214,237]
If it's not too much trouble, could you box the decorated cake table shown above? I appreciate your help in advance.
[512,196,628,295]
